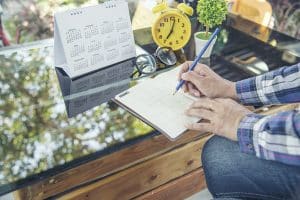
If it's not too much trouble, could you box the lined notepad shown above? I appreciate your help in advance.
[115,67,200,140]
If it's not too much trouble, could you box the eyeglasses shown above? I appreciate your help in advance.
[131,47,177,78]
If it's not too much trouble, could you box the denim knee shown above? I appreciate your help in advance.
[201,136,240,197]
[202,136,222,195]
[201,136,291,200]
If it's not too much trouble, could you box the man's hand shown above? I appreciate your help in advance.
[178,61,238,100]
[185,98,252,141]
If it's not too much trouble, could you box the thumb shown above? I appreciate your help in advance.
[181,71,203,88]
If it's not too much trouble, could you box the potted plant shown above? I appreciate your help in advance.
[194,0,227,57]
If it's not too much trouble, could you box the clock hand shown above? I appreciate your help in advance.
[166,20,175,39]
[166,20,175,40]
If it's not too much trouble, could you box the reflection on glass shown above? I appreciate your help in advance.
[231,54,269,75]
[56,58,134,117]
[229,0,273,27]
[228,0,300,40]
[0,45,153,188]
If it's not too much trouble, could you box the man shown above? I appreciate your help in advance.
[179,62,300,200]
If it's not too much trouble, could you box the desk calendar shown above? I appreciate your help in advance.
[54,1,136,78]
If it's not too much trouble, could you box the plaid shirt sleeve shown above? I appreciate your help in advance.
[236,63,300,166]
[237,110,300,166]
[236,63,300,107]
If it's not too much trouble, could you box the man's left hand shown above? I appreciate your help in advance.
[185,98,252,141]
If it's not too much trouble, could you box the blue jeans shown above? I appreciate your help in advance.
[202,136,300,200]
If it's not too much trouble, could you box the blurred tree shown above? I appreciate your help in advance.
[1,0,92,44]
[0,0,138,45]
[269,0,300,39]
[0,46,152,184]
[0,4,10,46]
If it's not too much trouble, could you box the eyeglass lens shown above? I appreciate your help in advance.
[156,47,177,66]
[135,54,157,74]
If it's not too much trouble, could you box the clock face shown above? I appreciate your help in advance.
[152,11,191,51]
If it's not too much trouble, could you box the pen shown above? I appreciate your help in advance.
[173,27,221,95]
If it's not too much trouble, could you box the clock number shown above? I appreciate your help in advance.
[159,35,163,39]
[181,36,184,40]
[183,30,186,34]
[182,23,185,28]
[160,23,164,27]
[164,39,167,43]
[176,40,179,44]
[177,18,180,23]
[169,41,173,46]
[157,29,160,33]
[164,18,168,22]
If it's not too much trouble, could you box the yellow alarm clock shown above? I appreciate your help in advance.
[152,2,194,51]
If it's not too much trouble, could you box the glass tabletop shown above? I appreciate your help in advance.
[0,15,299,196]
[0,42,159,195]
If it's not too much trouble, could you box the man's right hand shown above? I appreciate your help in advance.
[178,61,238,100]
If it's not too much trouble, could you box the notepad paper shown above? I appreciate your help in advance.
[115,67,200,140]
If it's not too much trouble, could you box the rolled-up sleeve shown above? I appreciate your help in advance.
[237,110,300,166]
[236,63,300,107]
[237,113,265,154]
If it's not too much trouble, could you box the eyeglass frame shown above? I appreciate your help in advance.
[131,47,177,78]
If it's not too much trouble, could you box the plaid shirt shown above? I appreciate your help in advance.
[236,63,300,166]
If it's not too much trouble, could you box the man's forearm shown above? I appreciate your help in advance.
[237,109,300,166]
[235,63,300,106]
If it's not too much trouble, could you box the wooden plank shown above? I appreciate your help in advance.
[134,168,206,200]
[14,131,209,200]
[57,137,210,200]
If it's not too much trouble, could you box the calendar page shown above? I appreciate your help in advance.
[54,0,136,78]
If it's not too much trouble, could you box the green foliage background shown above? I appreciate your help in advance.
[0,45,152,185]
[1,0,138,45]
[0,0,151,186]
[1,0,112,44]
